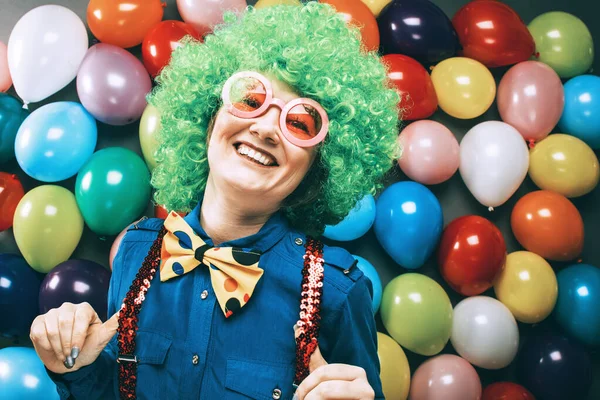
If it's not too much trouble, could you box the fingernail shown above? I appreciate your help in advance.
[64,356,74,369]
[71,347,80,360]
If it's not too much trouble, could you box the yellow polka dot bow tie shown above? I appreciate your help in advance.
[159,211,264,318]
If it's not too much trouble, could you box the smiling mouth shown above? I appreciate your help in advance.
[234,143,279,167]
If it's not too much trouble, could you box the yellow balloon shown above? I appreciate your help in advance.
[494,251,558,324]
[139,104,161,172]
[377,332,410,400]
[529,134,600,197]
[13,185,83,273]
[254,0,301,8]
[431,57,496,119]
[360,0,392,17]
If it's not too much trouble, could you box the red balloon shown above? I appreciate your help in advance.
[142,20,202,78]
[483,382,536,400]
[0,172,24,232]
[154,204,188,219]
[452,0,535,68]
[438,215,506,296]
[381,54,438,121]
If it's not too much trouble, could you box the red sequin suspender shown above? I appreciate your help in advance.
[116,229,324,399]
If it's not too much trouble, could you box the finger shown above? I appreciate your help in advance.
[43,310,67,363]
[295,364,368,400]
[303,380,366,400]
[57,310,76,359]
[93,310,120,348]
[308,344,328,373]
[30,316,53,353]
[71,303,101,358]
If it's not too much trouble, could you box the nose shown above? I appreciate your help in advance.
[249,102,283,145]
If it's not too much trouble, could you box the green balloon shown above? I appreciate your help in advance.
[381,273,453,356]
[528,11,594,78]
[139,104,161,172]
[75,147,151,236]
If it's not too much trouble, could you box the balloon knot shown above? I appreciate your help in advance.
[161,2,167,7]
[429,65,435,71]
[577,258,583,263]
[528,139,536,149]
[488,206,494,212]
[22,103,29,110]
[534,52,540,59]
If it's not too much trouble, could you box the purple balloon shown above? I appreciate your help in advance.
[39,259,111,321]
[77,43,152,126]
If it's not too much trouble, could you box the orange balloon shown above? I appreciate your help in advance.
[321,0,380,52]
[87,0,165,48]
[511,190,584,261]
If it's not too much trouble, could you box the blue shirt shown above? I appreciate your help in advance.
[48,201,384,399]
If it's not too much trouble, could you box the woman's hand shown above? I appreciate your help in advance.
[30,302,119,374]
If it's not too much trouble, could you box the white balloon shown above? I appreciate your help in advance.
[7,5,88,104]
[459,121,529,209]
[451,296,519,369]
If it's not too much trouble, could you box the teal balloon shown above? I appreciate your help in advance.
[0,347,60,399]
[324,194,376,241]
[353,255,382,313]
[75,147,150,235]
[0,93,29,163]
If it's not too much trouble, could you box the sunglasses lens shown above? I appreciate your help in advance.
[228,76,267,112]
[286,103,323,140]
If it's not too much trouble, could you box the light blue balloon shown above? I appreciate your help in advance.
[558,75,600,149]
[324,194,376,241]
[374,181,443,269]
[555,264,600,347]
[352,255,382,313]
[15,102,97,182]
[0,347,60,400]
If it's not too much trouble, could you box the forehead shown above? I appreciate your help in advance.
[262,72,301,103]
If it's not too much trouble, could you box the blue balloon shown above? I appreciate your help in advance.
[558,75,600,149]
[0,93,29,163]
[324,195,376,241]
[555,264,600,346]
[15,102,97,182]
[352,255,382,313]
[374,181,443,269]
[0,347,60,399]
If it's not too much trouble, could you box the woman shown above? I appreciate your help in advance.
[30,2,400,399]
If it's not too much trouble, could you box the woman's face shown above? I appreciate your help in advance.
[206,73,318,207]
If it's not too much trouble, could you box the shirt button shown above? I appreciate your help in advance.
[200,290,209,300]
[272,388,282,399]
[294,237,304,246]
[192,354,199,365]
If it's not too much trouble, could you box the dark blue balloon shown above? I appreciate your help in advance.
[378,0,460,64]
[0,93,29,163]
[517,333,592,400]
[0,254,41,337]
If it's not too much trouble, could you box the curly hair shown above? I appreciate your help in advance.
[148,1,401,236]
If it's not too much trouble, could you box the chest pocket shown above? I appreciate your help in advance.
[132,330,173,400]
[225,358,294,400]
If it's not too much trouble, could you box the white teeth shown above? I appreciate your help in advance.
[236,144,275,166]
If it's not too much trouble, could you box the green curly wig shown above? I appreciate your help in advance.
[148,1,401,236]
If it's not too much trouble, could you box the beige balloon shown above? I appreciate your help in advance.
[377,332,410,400]
[139,104,161,172]
[360,0,392,17]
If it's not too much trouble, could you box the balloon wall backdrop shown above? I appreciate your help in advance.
[1,0,599,399]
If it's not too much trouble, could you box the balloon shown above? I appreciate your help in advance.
[0,93,29,163]
[321,0,380,52]
[87,0,165,48]
[13,185,83,273]
[438,215,506,296]
[497,61,564,144]
[154,204,188,219]
[380,273,452,356]
[0,172,24,232]
[110,226,129,271]
[494,251,557,324]
[381,54,438,121]
[142,20,201,79]
[14,102,97,182]
[77,44,152,126]
[75,147,151,236]
[377,332,410,400]
[517,333,592,400]
[482,382,535,400]
[452,0,535,68]
[139,104,161,171]
[409,354,482,400]
[0,347,60,400]
[255,0,301,7]
[529,134,599,198]
[0,41,11,92]
[176,0,247,37]
[324,194,376,241]
[398,120,458,185]
[558,75,600,149]
[528,12,594,78]
[352,255,382,313]
[360,0,392,18]
[7,5,88,104]
[374,182,443,269]
[451,296,519,369]
[459,121,529,209]
[431,57,496,119]
[555,264,600,347]
[511,190,584,261]
[0,254,41,337]
[378,0,459,64]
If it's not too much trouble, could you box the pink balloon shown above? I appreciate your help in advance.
[410,354,482,400]
[398,120,459,185]
[109,226,128,271]
[77,43,152,126]
[176,0,247,37]
[497,61,564,144]
[0,41,12,92]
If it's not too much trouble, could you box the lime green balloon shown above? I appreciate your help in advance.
[75,147,151,236]
[13,185,83,273]
[528,12,594,78]
[381,273,453,356]
[139,104,161,172]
